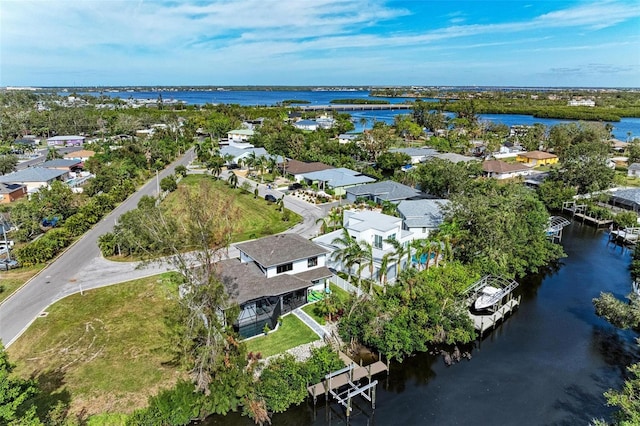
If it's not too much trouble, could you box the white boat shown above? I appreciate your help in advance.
[474,286,502,310]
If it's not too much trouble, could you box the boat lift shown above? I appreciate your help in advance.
[546,216,571,242]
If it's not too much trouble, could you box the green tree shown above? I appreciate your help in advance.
[414,158,482,198]
[536,180,577,211]
[160,174,178,192]
[446,180,565,278]
[0,155,18,175]
[0,344,41,425]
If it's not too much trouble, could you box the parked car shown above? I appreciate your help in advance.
[0,259,19,270]
[288,183,303,191]
[264,194,277,203]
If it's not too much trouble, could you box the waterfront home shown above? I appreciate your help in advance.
[0,183,27,204]
[281,160,334,183]
[313,210,414,282]
[345,180,421,204]
[397,199,449,237]
[0,167,68,193]
[299,168,375,196]
[516,151,559,167]
[219,145,280,168]
[46,135,85,147]
[222,234,332,338]
[482,160,531,180]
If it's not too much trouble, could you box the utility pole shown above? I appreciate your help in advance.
[156,169,160,195]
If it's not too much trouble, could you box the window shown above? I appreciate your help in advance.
[276,263,293,274]
[307,256,318,267]
[389,233,396,241]
[422,227,426,233]
[374,234,383,249]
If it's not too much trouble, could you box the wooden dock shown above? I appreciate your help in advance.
[610,228,640,245]
[469,297,521,336]
[307,352,388,417]
[562,201,613,227]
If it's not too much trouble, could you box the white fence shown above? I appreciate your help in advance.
[329,274,365,297]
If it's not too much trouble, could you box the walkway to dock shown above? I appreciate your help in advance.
[293,307,326,338]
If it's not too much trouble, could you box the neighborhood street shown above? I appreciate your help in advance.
[0,152,324,347]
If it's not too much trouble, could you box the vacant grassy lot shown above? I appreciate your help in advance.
[164,174,302,242]
[8,273,183,417]
[245,314,319,358]
[0,264,45,303]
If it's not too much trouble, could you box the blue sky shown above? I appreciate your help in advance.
[1,0,639,87]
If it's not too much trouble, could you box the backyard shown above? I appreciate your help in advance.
[245,314,319,358]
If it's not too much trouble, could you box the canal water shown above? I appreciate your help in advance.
[205,221,639,426]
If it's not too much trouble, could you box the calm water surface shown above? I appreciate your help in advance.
[204,222,639,426]
[80,89,639,141]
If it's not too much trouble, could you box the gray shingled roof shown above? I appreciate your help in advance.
[40,159,82,168]
[389,147,438,157]
[300,168,376,188]
[217,259,311,304]
[629,163,640,171]
[0,168,67,183]
[397,199,449,229]
[346,180,420,201]
[235,234,328,268]
[611,189,640,205]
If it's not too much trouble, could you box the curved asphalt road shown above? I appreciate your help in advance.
[0,153,324,347]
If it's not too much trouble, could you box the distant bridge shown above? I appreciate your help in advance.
[298,104,413,112]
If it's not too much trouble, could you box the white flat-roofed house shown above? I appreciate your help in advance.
[227,129,255,143]
[313,210,414,283]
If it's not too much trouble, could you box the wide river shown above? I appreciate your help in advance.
[78,89,640,142]
[203,222,639,426]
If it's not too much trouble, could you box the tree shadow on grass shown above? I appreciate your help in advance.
[26,368,73,424]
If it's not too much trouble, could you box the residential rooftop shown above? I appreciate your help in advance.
[235,233,328,268]
[397,199,449,229]
[346,180,421,201]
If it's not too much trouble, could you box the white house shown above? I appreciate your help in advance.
[389,147,438,164]
[482,160,531,180]
[313,210,414,282]
[629,163,640,178]
[47,135,85,147]
[0,167,69,193]
[338,133,359,144]
[227,129,255,143]
[294,120,319,131]
[224,234,333,337]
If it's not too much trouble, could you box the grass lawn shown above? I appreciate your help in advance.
[302,302,325,325]
[245,314,319,358]
[0,264,45,303]
[8,273,183,417]
[165,174,302,242]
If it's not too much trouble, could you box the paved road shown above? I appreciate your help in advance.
[0,158,325,347]
[0,148,196,347]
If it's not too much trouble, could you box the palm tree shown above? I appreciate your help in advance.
[357,241,375,293]
[386,237,410,276]
[359,117,368,132]
[267,156,279,179]
[328,208,343,231]
[246,151,257,172]
[276,195,284,212]
[378,252,396,294]
[257,156,267,183]
[331,228,360,278]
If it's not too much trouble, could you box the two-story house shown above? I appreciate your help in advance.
[219,233,332,338]
[313,210,414,283]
